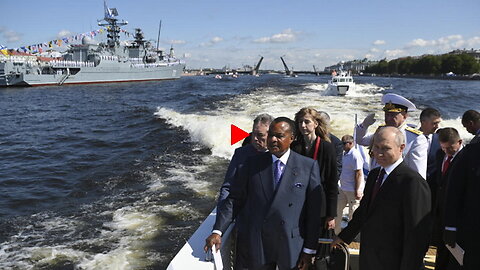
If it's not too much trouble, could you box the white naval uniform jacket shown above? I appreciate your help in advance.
[355,122,428,179]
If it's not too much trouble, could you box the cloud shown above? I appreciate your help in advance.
[211,37,223,43]
[405,35,463,49]
[373,40,386,45]
[169,39,186,45]
[57,30,72,39]
[0,27,22,43]
[369,48,380,53]
[200,36,224,47]
[384,49,406,59]
[405,38,432,48]
[253,29,299,43]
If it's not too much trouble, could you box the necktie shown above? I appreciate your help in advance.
[274,160,284,187]
[370,168,386,202]
[442,156,453,175]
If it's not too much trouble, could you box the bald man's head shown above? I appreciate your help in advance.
[372,127,405,167]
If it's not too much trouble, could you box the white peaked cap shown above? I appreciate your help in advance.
[381,93,417,112]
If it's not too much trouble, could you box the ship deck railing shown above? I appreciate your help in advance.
[50,61,95,68]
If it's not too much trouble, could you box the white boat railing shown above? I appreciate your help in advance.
[50,60,94,68]
[167,207,236,270]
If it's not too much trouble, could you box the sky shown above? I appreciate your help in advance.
[1,0,480,71]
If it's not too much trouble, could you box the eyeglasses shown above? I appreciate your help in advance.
[342,141,352,145]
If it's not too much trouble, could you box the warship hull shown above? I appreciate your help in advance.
[0,61,184,87]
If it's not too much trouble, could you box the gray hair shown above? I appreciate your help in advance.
[253,113,274,129]
[375,126,405,147]
[317,111,331,123]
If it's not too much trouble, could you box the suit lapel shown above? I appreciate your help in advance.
[259,155,274,202]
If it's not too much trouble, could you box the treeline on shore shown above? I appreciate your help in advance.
[365,53,480,76]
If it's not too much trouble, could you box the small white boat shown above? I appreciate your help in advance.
[327,69,355,95]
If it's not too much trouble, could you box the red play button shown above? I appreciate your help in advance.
[231,124,250,145]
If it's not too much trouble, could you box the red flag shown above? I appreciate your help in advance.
[231,124,250,145]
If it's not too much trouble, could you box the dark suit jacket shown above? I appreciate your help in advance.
[214,143,262,267]
[426,133,440,179]
[291,138,338,218]
[444,143,480,268]
[217,143,260,202]
[338,162,432,270]
[330,133,343,178]
[469,133,480,144]
[430,148,461,245]
[214,151,323,269]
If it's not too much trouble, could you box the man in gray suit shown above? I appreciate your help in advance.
[205,117,324,270]
[461,109,480,144]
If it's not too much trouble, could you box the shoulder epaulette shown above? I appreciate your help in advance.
[405,126,423,135]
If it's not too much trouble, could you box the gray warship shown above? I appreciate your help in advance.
[0,3,185,87]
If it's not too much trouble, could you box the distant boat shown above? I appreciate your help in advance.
[327,68,355,95]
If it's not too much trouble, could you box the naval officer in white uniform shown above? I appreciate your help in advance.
[355,93,428,179]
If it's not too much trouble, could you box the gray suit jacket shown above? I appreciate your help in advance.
[214,151,323,269]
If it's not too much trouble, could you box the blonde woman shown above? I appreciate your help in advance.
[291,107,338,231]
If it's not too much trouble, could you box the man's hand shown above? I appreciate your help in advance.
[443,230,456,247]
[297,252,314,270]
[325,217,335,229]
[331,235,346,250]
[362,113,376,127]
[204,233,222,252]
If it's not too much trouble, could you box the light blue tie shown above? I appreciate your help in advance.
[274,159,284,187]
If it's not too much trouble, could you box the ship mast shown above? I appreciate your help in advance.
[98,0,128,48]
[156,20,162,51]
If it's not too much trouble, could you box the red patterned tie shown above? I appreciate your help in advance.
[442,156,452,176]
[370,168,386,202]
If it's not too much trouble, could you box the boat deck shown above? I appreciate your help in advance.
[347,242,437,270]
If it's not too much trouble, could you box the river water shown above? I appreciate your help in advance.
[0,75,478,269]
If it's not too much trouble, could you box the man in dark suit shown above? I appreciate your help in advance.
[444,142,480,270]
[332,126,432,270]
[419,108,442,181]
[205,117,324,270]
[431,128,463,270]
[214,114,273,269]
[461,109,480,144]
[218,114,274,202]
